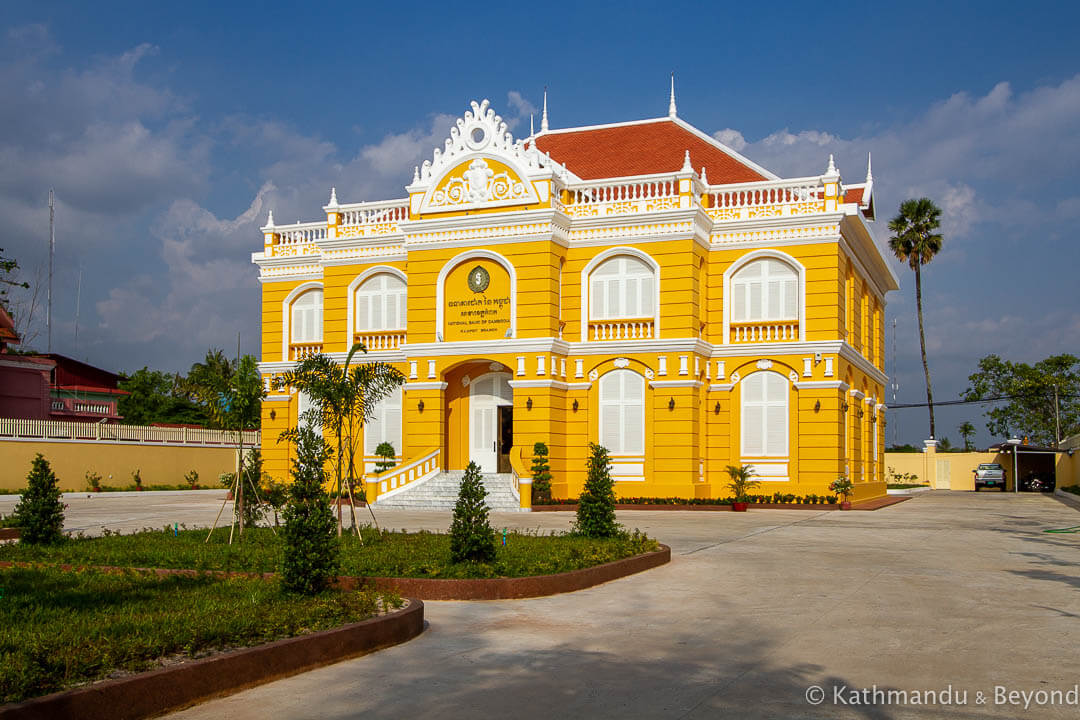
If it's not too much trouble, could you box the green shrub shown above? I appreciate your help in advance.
[725,464,760,502]
[449,461,496,563]
[184,470,199,489]
[13,455,65,544]
[281,426,339,594]
[131,468,143,489]
[575,443,619,538]
[374,442,396,474]
[84,470,102,491]
[531,441,552,504]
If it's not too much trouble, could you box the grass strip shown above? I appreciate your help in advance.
[0,566,397,704]
[0,527,658,579]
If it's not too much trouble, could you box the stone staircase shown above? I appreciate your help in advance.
[372,470,523,511]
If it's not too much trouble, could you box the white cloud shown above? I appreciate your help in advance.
[712,128,746,151]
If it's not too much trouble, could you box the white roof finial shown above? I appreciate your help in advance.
[413,166,420,184]
[669,72,677,118]
[700,166,708,185]
[825,154,838,176]
[866,152,873,182]
[541,87,549,132]
[530,113,534,137]
[682,149,692,172]
[328,187,338,208]
[266,210,274,228]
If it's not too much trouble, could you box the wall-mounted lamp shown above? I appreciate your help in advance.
[841,401,849,412]
[813,400,820,413]
[269,409,276,421]
[572,399,579,412]
[417,399,425,413]
[871,413,877,423]
[668,397,676,411]
[714,401,721,415]
[526,397,533,410]
[857,407,864,419]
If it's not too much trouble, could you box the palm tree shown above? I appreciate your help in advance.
[889,198,944,440]
[958,421,976,451]
[276,343,405,535]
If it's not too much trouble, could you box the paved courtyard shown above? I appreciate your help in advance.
[4,490,1079,718]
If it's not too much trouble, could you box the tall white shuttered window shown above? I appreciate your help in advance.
[589,256,655,320]
[741,372,788,457]
[364,386,403,457]
[355,274,406,332]
[731,259,797,322]
[598,370,645,455]
[291,290,323,342]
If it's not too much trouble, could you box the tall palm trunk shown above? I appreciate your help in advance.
[914,261,936,438]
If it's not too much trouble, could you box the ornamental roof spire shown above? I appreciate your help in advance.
[530,113,534,137]
[327,187,338,208]
[825,153,838,176]
[541,88,549,132]
[669,73,677,118]
[700,165,708,185]
[866,152,873,182]
[681,149,692,172]
[266,209,274,228]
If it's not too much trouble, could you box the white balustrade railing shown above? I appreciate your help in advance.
[589,319,655,341]
[290,342,323,360]
[707,177,825,222]
[275,222,328,245]
[561,174,683,217]
[371,448,441,499]
[0,418,259,446]
[354,331,405,352]
[337,199,409,229]
[730,322,799,343]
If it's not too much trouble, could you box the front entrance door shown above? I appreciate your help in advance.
[498,406,513,473]
[469,372,512,473]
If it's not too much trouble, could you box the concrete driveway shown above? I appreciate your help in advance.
[5,490,1079,718]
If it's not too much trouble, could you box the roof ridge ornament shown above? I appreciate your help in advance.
[327,187,338,208]
[669,73,677,118]
[825,153,839,177]
[681,149,692,172]
[266,210,274,228]
[866,152,873,182]
[700,165,708,185]
[541,87,549,132]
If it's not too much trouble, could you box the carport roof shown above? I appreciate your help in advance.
[988,442,1068,454]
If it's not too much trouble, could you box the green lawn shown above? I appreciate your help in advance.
[0,526,659,579]
[0,566,398,704]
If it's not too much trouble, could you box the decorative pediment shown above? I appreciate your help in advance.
[409,99,568,213]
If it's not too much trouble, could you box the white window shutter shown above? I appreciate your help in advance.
[601,404,622,451]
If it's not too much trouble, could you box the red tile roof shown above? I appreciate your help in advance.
[844,187,865,205]
[534,119,769,183]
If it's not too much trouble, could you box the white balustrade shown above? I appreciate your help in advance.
[374,448,441,497]
[0,418,258,446]
[354,331,405,352]
[707,177,825,222]
[562,174,682,217]
[589,320,655,341]
[338,200,409,229]
[290,342,323,360]
[275,222,328,245]
[730,322,799,343]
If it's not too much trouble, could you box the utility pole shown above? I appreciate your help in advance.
[74,264,82,354]
[48,188,55,353]
[1054,383,1060,448]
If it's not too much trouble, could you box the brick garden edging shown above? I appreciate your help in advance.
[0,528,19,540]
[0,599,424,720]
[348,544,671,600]
[532,497,910,512]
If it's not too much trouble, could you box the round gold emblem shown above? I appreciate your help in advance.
[467,265,490,293]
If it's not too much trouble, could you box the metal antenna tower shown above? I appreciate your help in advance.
[74,263,82,354]
[891,317,898,445]
[48,188,55,352]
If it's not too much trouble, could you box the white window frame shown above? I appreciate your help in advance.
[730,259,798,323]
[347,266,408,347]
[354,274,406,332]
[598,369,646,456]
[722,250,806,344]
[580,247,661,341]
[739,371,789,458]
[281,282,324,359]
[290,289,323,343]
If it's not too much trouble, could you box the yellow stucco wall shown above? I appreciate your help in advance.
[0,441,239,491]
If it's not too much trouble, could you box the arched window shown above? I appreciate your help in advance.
[355,274,406,332]
[291,289,323,343]
[731,259,797,322]
[589,256,655,320]
[296,391,322,437]
[364,386,402,458]
[599,370,645,455]
[741,372,788,457]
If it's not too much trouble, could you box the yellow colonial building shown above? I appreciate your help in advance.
[254,96,897,509]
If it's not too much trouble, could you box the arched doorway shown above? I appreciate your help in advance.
[470,372,513,473]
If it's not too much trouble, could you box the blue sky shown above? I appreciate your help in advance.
[1,1,1078,447]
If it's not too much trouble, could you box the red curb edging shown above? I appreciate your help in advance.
[533,497,910,512]
[0,528,19,540]
[0,599,424,720]
[357,543,671,600]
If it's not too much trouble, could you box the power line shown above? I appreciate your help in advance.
[890,393,1080,409]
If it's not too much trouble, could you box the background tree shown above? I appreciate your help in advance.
[958,421,976,451]
[576,443,618,538]
[962,353,1080,446]
[530,441,552,504]
[449,461,496,564]
[117,368,207,425]
[13,455,65,544]
[889,197,944,440]
[0,246,28,307]
[280,424,339,594]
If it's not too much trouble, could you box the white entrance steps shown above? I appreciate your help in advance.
[372,470,524,511]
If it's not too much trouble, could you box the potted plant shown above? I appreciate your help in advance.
[830,476,854,509]
[374,442,396,474]
[184,470,200,490]
[85,470,102,493]
[132,469,144,491]
[726,464,760,512]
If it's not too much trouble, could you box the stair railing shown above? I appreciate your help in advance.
[510,445,531,511]
[368,448,441,503]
